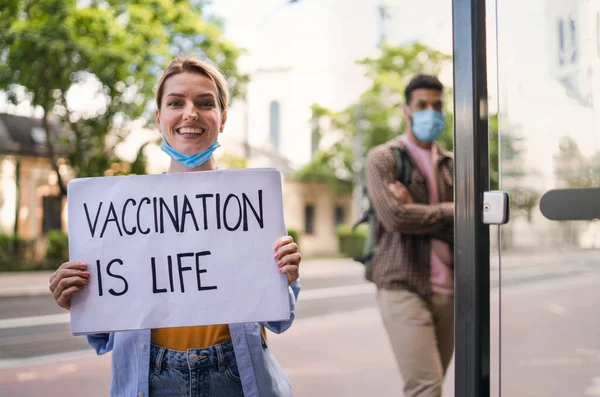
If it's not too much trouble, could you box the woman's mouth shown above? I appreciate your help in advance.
[177,127,205,136]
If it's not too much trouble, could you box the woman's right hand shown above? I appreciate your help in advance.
[49,261,89,310]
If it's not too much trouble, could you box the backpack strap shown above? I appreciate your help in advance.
[444,156,453,176]
[390,147,412,186]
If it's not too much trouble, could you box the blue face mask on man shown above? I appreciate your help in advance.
[160,135,221,169]
[410,109,445,143]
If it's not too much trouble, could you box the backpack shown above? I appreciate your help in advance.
[352,147,413,282]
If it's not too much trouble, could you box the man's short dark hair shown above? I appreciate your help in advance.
[404,74,444,105]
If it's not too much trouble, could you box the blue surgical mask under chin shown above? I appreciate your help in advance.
[160,135,221,169]
[411,109,445,143]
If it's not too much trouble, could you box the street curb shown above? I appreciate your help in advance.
[0,288,51,298]
[0,271,54,299]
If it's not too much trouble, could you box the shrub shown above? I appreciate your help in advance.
[0,233,17,271]
[45,230,69,265]
[287,228,300,249]
[0,233,15,254]
[336,224,367,259]
[0,233,34,271]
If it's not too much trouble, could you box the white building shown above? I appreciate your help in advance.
[210,2,384,256]
[547,0,600,111]
[491,0,600,249]
[218,1,380,169]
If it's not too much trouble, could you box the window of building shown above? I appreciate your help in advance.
[597,13,600,59]
[42,195,62,233]
[558,18,565,66]
[569,15,577,63]
[334,205,345,226]
[269,100,280,150]
[304,204,315,235]
[30,127,47,145]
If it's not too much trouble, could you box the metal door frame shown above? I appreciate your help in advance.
[452,0,491,396]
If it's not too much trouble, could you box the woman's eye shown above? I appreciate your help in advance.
[167,101,181,107]
[199,102,215,108]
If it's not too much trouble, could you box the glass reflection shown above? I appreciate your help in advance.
[495,0,600,396]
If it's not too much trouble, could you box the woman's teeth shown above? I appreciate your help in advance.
[177,128,205,135]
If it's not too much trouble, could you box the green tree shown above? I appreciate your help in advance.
[218,152,247,169]
[0,0,246,195]
[552,137,600,245]
[296,41,542,227]
[295,42,452,182]
[554,136,593,189]
[490,115,541,223]
[489,114,499,190]
[552,137,590,245]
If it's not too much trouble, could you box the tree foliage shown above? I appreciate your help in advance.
[491,115,543,223]
[296,41,542,224]
[295,42,453,183]
[554,136,600,189]
[0,0,246,194]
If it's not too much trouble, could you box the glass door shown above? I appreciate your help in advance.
[494,0,600,395]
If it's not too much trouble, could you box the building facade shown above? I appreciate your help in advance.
[0,114,69,260]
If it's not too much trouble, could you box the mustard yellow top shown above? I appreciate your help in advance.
[151,324,267,351]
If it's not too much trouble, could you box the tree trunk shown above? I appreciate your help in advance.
[42,108,68,197]
[12,158,20,254]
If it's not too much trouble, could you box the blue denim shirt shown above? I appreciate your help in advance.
[86,280,300,397]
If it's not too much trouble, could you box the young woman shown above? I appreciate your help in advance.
[49,57,301,397]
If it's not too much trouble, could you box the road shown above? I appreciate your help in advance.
[0,257,598,396]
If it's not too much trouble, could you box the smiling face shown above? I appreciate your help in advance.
[155,71,227,155]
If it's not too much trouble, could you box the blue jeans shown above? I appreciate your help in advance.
[149,340,245,397]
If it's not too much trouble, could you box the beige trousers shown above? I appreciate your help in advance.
[377,288,454,397]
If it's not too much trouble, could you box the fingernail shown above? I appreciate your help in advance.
[278,268,284,273]
[273,253,278,259]
[276,261,282,267]
[80,263,87,269]
[83,271,90,276]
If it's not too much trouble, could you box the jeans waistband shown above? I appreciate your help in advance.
[150,340,235,372]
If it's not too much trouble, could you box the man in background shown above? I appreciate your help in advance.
[366,74,455,397]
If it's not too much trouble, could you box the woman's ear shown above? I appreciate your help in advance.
[220,110,228,133]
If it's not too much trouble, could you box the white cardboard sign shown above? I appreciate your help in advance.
[67,169,290,335]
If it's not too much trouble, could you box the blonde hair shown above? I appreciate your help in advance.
[155,57,229,111]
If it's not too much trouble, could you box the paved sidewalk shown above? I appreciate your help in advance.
[490,248,600,269]
[0,271,54,297]
[0,307,456,397]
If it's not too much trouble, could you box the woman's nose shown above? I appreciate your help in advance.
[184,107,199,120]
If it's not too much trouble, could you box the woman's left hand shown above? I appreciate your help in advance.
[273,236,301,286]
